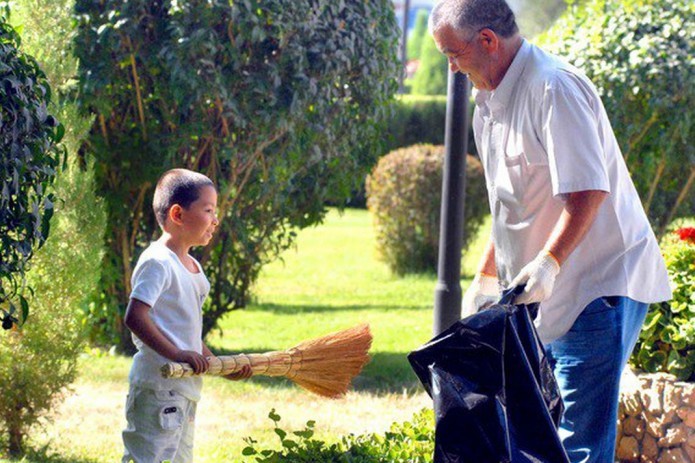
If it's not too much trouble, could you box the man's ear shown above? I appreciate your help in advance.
[478,28,500,53]
[169,204,184,225]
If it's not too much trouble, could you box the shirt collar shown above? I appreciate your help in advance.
[474,39,531,114]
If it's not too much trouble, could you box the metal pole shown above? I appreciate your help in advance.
[433,70,471,335]
[399,0,410,93]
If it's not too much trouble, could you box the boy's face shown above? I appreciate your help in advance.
[181,185,219,246]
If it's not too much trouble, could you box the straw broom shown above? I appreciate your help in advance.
[161,324,372,398]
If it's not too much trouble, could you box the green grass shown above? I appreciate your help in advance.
[3,208,489,463]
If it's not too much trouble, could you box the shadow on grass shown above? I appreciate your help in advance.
[251,302,430,315]
[212,346,424,394]
[0,446,101,463]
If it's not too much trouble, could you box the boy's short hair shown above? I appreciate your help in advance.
[153,169,215,227]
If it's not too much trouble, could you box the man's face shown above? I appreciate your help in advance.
[433,25,493,91]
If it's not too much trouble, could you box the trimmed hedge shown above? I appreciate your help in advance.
[386,95,477,157]
[366,144,487,275]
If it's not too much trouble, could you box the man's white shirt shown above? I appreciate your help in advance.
[472,39,671,343]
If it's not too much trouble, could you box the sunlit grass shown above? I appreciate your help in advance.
[8,208,489,463]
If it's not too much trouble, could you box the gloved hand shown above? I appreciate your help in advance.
[462,273,500,317]
[510,250,561,305]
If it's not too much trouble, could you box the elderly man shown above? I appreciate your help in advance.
[428,0,672,461]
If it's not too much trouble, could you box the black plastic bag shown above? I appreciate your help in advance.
[408,287,569,463]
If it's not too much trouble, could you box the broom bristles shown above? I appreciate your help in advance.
[161,323,372,398]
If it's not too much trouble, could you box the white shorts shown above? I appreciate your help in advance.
[122,385,197,463]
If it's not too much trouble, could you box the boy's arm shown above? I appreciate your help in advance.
[202,341,253,381]
[124,298,209,374]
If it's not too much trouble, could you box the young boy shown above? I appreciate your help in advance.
[122,168,251,463]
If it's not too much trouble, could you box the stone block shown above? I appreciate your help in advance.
[657,447,687,463]
[624,415,645,439]
[643,387,664,417]
[676,407,695,428]
[646,411,667,438]
[617,436,640,462]
[658,423,688,448]
[679,383,695,408]
[643,434,659,461]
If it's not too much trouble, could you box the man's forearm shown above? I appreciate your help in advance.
[545,190,608,265]
[478,235,497,276]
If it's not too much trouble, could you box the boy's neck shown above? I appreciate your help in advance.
[158,232,191,261]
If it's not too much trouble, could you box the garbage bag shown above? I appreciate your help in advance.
[408,286,569,463]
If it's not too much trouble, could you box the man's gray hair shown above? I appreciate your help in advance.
[429,0,519,38]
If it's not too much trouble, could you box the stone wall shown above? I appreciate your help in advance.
[617,371,695,463]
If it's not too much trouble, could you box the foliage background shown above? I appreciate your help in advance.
[0,0,105,456]
[538,0,695,237]
[0,10,63,326]
[74,0,401,352]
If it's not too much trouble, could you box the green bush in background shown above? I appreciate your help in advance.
[366,144,487,275]
[410,32,448,96]
[407,9,429,61]
[386,95,477,159]
[0,0,105,456]
[538,0,695,237]
[0,9,64,328]
[631,227,695,381]
[242,408,434,462]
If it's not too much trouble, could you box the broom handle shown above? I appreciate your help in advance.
[161,351,299,379]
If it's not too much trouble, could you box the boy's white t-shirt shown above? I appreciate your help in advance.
[129,240,209,401]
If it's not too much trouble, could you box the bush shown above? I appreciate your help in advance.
[407,9,429,61]
[0,9,64,328]
[386,95,478,163]
[0,0,106,456]
[537,0,695,237]
[631,226,695,381]
[366,144,487,275]
[73,0,401,351]
[410,32,448,96]
[241,408,434,462]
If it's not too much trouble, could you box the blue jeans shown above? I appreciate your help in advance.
[545,296,647,463]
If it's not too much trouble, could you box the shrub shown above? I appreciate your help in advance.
[0,0,106,456]
[410,32,448,96]
[631,226,695,381]
[366,144,487,275]
[73,0,401,351]
[407,9,429,61]
[0,9,64,328]
[241,408,434,462]
[386,95,477,159]
[537,0,695,237]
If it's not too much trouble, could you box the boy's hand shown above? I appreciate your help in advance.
[174,350,209,375]
[224,365,253,381]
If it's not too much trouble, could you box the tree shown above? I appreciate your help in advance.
[0,8,64,330]
[538,0,694,236]
[0,0,105,456]
[74,0,401,351]
[410,32,448,95]
[407,9,429,61]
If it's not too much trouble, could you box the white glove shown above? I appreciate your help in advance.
[462,273,500,317]
[510,250,561,305]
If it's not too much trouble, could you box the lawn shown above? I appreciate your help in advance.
[8,208,488,463]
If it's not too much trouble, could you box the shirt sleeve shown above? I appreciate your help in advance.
[130,258,169,307]
[540,71,611,197]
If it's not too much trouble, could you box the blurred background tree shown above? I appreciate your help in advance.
[0,0,105,456]
[74,0,401,352]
